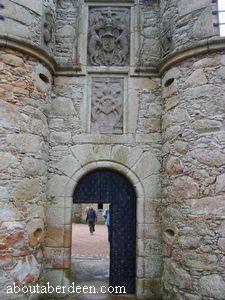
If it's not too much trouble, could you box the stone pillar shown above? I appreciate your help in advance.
[161,52,225,299]
[0,48,52,298]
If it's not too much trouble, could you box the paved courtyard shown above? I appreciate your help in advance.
[72,223,110,258]
[70,224,135,299]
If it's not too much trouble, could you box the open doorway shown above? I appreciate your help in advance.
[71,203,110,295]
[72,169,136,296]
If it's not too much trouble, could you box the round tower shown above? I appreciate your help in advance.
[160,0,225,298]
[0,0,56,296]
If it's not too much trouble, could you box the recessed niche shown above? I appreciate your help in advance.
[165,228,175,237]
[39,73,49,84]
[33,228,43,238]
[164,78,174,87]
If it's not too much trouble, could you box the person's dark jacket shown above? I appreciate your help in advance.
[86,208,97,222]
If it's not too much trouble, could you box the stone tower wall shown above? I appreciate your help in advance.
[0,48,52,297]
[161,52,225,300]
[1,0,57,53]
[160,0,219,57]
[160,0,225,299]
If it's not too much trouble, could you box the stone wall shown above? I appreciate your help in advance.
[45,74,163,299]
[161,52,225,299]
[138,0,160,69]
[55,0,78,66]
[1,0,57,49]
[0,48,52,298]
[160,0,219,57]
[1,0,225,299]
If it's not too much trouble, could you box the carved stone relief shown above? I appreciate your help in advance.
[91,77,123,134]
[88,7,130,66]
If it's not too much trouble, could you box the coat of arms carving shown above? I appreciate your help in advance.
[91,77,123,133]
[88,7,130,66]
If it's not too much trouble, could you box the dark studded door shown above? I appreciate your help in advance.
[73,169,136,294]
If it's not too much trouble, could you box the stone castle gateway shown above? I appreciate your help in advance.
[1,0,225,299]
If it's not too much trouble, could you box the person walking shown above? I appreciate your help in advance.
[103,205,111,243]
[86,204,97,235]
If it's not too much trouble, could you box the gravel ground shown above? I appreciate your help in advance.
[72,224,110,258]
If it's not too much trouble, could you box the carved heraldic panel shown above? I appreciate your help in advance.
[88,7,130,66]
[91,77,124,133]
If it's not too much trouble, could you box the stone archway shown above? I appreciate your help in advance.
[73,168,137,293]
[45,145,161,298]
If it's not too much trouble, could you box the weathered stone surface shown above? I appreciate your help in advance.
[6,134,41,154]
[49,97,76,116]
[174,141,189,154]
[165,156,184,175]
[27,219,45,246]
[185,69,207,87]
[50,131,72,144]
[11,255,41,285]
[193,57,218,69]
[194,149,225,167]
[47,175,70,198]
[190,196,225,216]
[0,254,13,268]
[55,155,81,177]
[0,204,20,221]
[143,175,161,198]
[218,238,225,252]
[1,5,225,300]
[218,220,225,237]
[178,236,201,249]
[182,251,217,270]
[133,151,161,179]
[91,77,123,134]
[45,225,64,247]
[162,108,190,129]
[0,100,20,130]
[163,259,192,289]
[70,144,111,166]
[12,178,40,201]
[200,275,225,298]
[215,174,225,193]
[217,66,225,79]
[0,152,18,171]
[190,85,221,99]
[164,96,179,111]
[1,49,51,298]
[192,119,221,133]
[178,0,209,17]
[88,7,130,66]
[12,0,43,15]
[111,145,143,168]
[1,54,24,67]
[172,176,199,200]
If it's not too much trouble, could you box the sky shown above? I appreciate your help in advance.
[218,0,225,36]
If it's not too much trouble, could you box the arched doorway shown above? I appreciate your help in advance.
[73,169,136,294]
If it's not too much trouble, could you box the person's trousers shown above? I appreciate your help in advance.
[107,225,111,243]
[88,221,95,233]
